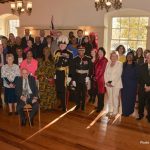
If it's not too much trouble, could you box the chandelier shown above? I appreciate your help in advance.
[10,0,32,15]
[95,0,122,12]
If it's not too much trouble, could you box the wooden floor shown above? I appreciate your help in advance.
[0,103,150,150]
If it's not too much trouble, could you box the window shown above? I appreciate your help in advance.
[8,20,20,36]
[111,17,149,51]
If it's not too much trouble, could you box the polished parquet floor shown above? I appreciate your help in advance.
[0,103,150,150]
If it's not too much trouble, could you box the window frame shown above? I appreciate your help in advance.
[110,17,149,51]
[8,19,20,37]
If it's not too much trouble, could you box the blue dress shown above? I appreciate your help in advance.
[121,63,138,116]
[67,44,78,58]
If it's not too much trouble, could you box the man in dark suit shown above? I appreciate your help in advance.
[33,36,44,59]
[0,41,6,107]
[76,29,85,46]
[39,29,47,46]
[16,68,39,126]
[137,53,150,122]
[21,29,34,49]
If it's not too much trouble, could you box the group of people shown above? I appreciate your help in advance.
[0,28,150,126]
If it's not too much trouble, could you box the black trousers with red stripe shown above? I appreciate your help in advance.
[76,81,87,108]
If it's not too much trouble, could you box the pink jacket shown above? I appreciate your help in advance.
[20,58,38,78]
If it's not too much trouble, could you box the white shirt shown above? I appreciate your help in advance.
[40,37,44,43]
[18,58,23,66]
[23,78,32,94]
[26,36,29,41]
[48,44,51,48]
[148,63,150,69]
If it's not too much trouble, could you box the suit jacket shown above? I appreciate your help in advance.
[33,43,44,59]
[139,63,150,89]
[14,53,26,65]
[40,37,47,45]
[104,61,123,88]
[21,36,34,49]
[138,63,150,99]
[15,75,38,101]
[76,37,84,46]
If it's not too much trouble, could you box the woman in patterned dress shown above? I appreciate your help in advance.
[1,54,20,115]
[36,47,56,110]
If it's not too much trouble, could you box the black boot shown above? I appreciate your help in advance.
[75,105,80,110]
[136,115,144,120]
[21,119,27,126]
[62,107,67,112]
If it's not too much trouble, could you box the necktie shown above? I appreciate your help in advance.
[79,39,81,45]
[23,79,29,97]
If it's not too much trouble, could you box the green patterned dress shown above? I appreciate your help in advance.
[36,60,56,110]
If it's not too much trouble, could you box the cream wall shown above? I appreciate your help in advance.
[1,0,150,50]
[0,0,150,27]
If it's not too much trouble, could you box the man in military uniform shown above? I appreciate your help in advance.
[72,47,93,111]
[54,35,73,111]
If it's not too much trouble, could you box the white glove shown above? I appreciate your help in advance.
[54,75,56,79]
[72,81,76,87]
[85,77,90,83]
[67,77,72,86]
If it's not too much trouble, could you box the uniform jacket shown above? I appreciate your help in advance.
[54,49,73,77]
[72,55,93,83]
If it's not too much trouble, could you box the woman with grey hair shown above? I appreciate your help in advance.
[1,53,20,115]
[104,51,123,117]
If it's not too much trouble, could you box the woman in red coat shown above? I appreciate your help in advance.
[94,47,108,112]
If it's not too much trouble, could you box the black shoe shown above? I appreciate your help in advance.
[122,114,129,117]
[96,109,102,113]
[146,115,150,123]
[62,108,67,112]
[147,118,150,123]
[31,119,34,126]
[14,112,18,115]
[92,99,95,104]
[136,116,144,120]
[8,112,13,116]
[21,119,26,126]
[75,105,80,110]
[89,98,92,103]
[81,105,85,111]
[58,105,62,109]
